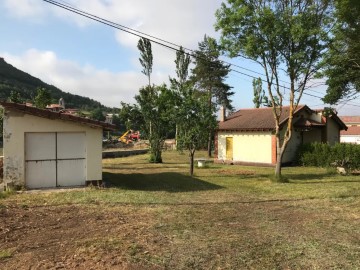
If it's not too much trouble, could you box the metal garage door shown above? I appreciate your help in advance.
[25,132,86,189]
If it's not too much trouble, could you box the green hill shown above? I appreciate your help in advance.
[0,57,109,110]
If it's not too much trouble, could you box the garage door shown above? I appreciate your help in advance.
[25,132,86,189]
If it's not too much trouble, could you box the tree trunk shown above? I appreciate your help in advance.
[207,131,212,158]
[189,150,195,176]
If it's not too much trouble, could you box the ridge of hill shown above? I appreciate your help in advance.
[0,57,109,110]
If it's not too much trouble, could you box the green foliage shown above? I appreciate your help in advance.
[296,142,360,170]
[90,107,105,121]
[33,87,52,109]
[176,87,218,175]
[135,85,175,163]
[252,77,269,108]
[118,102,144,132]
[137,38,153,86]
[0,58,106,110]
[191,35,233,110]
[8,90,22,103]
[321,0,360,104]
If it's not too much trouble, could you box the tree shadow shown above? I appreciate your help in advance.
[103,172,223,192]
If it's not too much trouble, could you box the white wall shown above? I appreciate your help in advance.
[340,136,360,144]
[3,109,103,186]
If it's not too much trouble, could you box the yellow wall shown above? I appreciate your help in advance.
[218,131,272,164]
[3,109,103,186]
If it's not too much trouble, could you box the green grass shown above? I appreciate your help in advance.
[0,249,14,260]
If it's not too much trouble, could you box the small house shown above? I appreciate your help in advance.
[0,102,115,189]
[215,105,347,166]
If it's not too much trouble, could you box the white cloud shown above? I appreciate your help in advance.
[2,49,169,107]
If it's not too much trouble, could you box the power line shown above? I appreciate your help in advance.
[43,0,360,108]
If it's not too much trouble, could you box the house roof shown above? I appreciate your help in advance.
[293,118,325,128]
[218,105,347,132]
[218,105,309,131]
[341,126,360,136]
[0,101,116,131]
[339,116,360,124]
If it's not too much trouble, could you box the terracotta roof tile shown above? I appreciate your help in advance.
[339,116,360,124]
[0,101,116,131]
[341,126,360,135]
[218,105,308,131]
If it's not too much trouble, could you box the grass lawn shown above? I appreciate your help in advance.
[0,150,359,269]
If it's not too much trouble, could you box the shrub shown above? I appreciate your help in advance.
[296,143,360,170]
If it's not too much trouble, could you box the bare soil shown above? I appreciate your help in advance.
[1,197,359,269]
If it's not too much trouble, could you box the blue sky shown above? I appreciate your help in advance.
[0,0,358,115]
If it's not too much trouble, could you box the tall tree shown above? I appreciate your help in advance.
[135,84,175,163]
[170,47,191,148]
[252,77,269,108]
[321,0,360,104]
[137,37,153,86]
[34,87,52,109]
[176,87,217,176]
[191,35,234,157]
[216,0,332,179]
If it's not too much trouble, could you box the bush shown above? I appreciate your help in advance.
[296,142,360,170]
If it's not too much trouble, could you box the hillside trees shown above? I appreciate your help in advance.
[216,0,333,179]
[191,35,233,157]
[321,0,360,104]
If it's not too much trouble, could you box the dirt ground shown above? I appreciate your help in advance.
[1,197,359,270]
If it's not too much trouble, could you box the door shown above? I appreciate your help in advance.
[57,133,86,186]
[226,137,233,160]
[25,133,57,188]
[25,132,86,188]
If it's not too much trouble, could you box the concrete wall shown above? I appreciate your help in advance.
[217,131,272,164]
[326,116,340,145]
[3,109,103,187]
[340,136,360,144]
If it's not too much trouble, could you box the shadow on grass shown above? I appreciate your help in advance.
[103,172,223,192]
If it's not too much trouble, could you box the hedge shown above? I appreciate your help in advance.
[296,142,360,169]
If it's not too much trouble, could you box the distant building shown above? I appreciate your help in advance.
[339,116,360,144]
[215,105,347,166]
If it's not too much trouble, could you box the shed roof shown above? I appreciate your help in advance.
[0,101,116,131]
[218,105,347,132]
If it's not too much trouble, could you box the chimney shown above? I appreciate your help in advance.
[220,106,226,122]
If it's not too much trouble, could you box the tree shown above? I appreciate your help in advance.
[0,107,3,140]
[176,87,217,176]
[322,0,360,104]
[137,37,153,86]
[216,0,332,179]
[135,84,175,163]
[8,91,22,103]
[118,102,144,132]
[252,77,269,108]
[170,47,192,148]
[34,87,52,109]
[191,35,234,157]
[90,107,105,121]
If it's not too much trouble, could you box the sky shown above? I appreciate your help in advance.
[0,0,359,115]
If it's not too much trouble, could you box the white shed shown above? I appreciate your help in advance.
[0,102,115,189]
